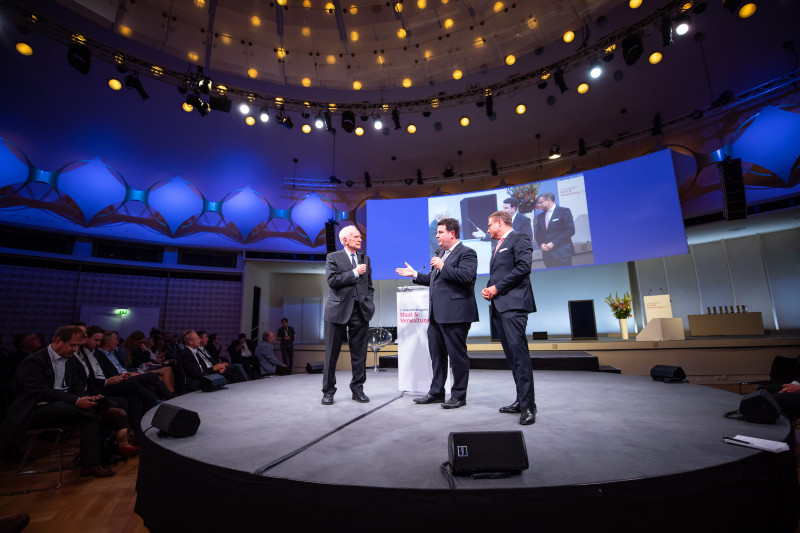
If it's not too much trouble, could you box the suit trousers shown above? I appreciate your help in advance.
[491,305,535,408]
[29,402,102,467]
[103,380,149,438]
[280,343,294,372]
[427,319,471,401]
[322,301,368,395]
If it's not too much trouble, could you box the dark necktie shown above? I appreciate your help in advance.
[351,253,357,268]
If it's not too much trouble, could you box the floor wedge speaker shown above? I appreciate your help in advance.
[152,404,201,438]
[650,365,686,383]
[306,362,324,374]
[739,389,781,424]
[200,373,226,392]
[448,431,528,476]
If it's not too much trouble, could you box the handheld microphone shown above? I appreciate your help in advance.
[434,249,441,258]
[358,251,365,265]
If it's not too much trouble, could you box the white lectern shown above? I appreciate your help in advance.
[396,286,433,393]
[637,294,684,341]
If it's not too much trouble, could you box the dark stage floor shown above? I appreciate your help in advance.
[136,370,799,532]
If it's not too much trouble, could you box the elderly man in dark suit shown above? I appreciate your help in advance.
[0,325,115,477]
[396,218,479,409]
[534,192,576,268]
[482,211,537,425]
[321,225,375,405]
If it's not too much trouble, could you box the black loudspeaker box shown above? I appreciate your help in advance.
[719,157,746,221]
[532,331,548,340]
[151,404,201,438]
[448,431,529,476]
[306,362,324,374]
[739,389,781,424]
[200,373,226,392]
[650,365,686,383]
[325,221,337,253]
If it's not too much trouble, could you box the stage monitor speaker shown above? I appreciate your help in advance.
[532,331,548,340]
[151,404,201,438]
[200,373,226,392]
[719,157,746,221]
[650,364,686,383]
[567,300,597,340]
[739,389,781,424]
[306,362,324,374]
[448,431,529,476]
[325,221,337,253]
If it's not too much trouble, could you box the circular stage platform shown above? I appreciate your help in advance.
[135,369,798,532]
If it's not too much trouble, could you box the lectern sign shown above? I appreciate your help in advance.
[643,294,672,323]
[397,287,433,393]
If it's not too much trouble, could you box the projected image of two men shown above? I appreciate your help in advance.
[428,174,594,272]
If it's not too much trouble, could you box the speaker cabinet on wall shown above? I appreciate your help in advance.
[718,157,746,221]
[448,431,529,475]
[151,404,201,438]
[325,221,337,253]
[567,300,597,340]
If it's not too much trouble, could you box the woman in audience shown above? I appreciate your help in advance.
[123,330,176,393]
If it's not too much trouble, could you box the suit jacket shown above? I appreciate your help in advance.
[95,349,124,379]
[512,212,533,241]
[177,347,215,392]
[227,339,256,364]
[277,326,295,345]
[414,242,479,324]
[534,205,576,261]
[488,231,536,313]
[324,249,376,324]
[66,350,102,397]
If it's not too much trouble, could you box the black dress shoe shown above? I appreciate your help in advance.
[441,398,466,409]
[0,513,30,533]
[499,401,521,414]
[519,406,536,425]
[413,394,445,404]
[80,465,115,478]
[352,392,370,403]
[321,394,334,405]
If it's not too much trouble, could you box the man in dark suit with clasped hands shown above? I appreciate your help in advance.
[321,225,375,405]
[396,218,479,409]
[482,211,537,425]
[534,191,575,268]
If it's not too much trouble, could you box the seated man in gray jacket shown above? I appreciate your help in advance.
[255,332,287,376]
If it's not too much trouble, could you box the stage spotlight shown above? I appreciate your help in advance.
[416,169,424,185]
[601,138,614,148]
[589,61,602,79]
[239,103,251,115]
[674,14,691,36]
[365,171,372,188]
[345,180,354,187]
[651,113,663,136]
[392,108,401,130]
[622,32,644,65]
[315,114,325,129]
[490,159,498,176]
[324,111,334,132]
[442,165,454,178]
[711,89,733,108]
[554,70,568,93]
[578,138,587,156]
[404,178,414,185]
[373,116,383,130]
[342,111,356,133]
[259,106,270,122]
[124,73,149,100]
[199,76,213,94]
[186,94,209,116]
[548,144,561,159]
[278,112,293,129]
[660,17,673,46]
[67,43,91,74]
[329,175,342,185]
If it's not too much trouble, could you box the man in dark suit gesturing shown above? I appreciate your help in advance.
[534,192,575,268]
[482,211,537,424]
[396,218,479,409]
[321,225,375,405]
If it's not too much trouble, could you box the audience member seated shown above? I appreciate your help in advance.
[228,333,258,379]
[772,381,800,421]
[0,326,116,477]
[255,332,287,376]
[162,332,181,360]
[206,333,224,362]
[93,330,174,402]
[177,330,247,392]
[122,330,176,393]
[1,333,43,405]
